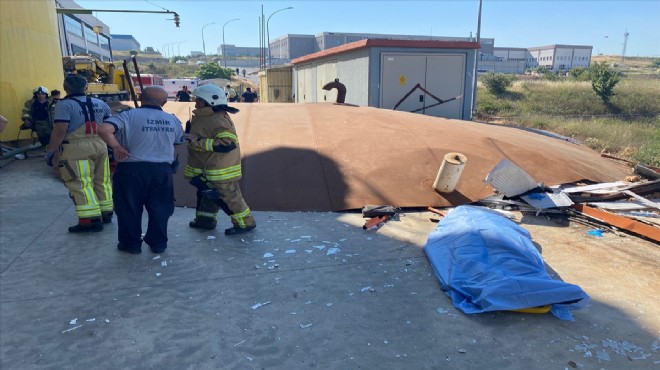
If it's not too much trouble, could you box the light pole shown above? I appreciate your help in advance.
[470,0,482,121]
[202,22,215,56]
[176,41,186,57]
[267,7,293,67]
[222,18,239,67]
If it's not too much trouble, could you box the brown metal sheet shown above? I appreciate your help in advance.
[162,102,631,212]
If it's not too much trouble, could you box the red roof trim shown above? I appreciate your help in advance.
[291,39,480,64]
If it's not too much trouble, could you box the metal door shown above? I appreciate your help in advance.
[380,54,426,112]
[316,61,338,103]
[425,55,465,119]
[380,53,465,119]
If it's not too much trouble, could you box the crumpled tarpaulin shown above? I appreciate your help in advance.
[424,206,590,320]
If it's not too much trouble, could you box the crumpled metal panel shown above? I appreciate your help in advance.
[163,102,630,211]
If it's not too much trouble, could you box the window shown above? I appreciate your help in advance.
[84,26,98,44]
[64,15,83,38]
[99,35,110,50]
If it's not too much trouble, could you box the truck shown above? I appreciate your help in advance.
[131,74,164,96]
[163,78,200,98]
[62,55,133,102]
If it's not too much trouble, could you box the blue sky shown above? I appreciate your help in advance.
[75,0,660,57]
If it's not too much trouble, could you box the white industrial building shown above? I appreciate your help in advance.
[55,0,112,61]
[291,39,479,120]
[494,45,593,71]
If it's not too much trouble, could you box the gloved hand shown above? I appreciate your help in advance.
[44,151,55,167]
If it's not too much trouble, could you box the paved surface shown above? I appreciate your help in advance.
[1,156,658,369]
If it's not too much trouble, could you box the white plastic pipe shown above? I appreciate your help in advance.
[433,152,468,193]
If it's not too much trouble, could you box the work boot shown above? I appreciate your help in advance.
[189,218,217,230]
[224,225,256,236]
[117,243,141,255]
[101,211,114,224]
[68,218,103,233]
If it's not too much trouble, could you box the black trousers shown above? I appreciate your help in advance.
[113,162,174,250]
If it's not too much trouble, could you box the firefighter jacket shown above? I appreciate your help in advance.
[22,97,56,125]
[184,107,242,183]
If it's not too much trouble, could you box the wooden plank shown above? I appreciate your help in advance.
[572,204,660,242]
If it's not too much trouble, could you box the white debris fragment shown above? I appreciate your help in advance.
[436,308,449,314]
[292,226,302,229]
[299,323,313,329]
[326,303,333,307]
[305,301,312,305]
[339,238,347,241]
[596,350,611,361]
[104,319,110,323]
[300,235,312,239]
[251,301,271,310]
[458,349,466,353]
[313,245,325,250]
[246,357,254,362]
[305,250,313,254]
[263,253,274,258]
[161,261,167,267]
[61,325,83,333]
[152,255,161,260]
[255,265,260,269]
[234,339,246,347]
[69,318,78,325]
[327,247,339,255]
[207,236,216,240]
[285,249,296,254]
[360,286,373,292]
[290,239,301,243]
[156,273,161,277]
[85,318,96,322]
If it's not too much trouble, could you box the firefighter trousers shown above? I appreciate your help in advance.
[196,181,256,228]
[57,138,113,219]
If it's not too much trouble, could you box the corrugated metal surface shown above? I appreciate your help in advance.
[0,0,63,141]
[163,102,631,212]
[261,66,294,103]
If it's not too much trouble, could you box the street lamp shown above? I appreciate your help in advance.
[267,7,293,67]
[202,22,215,56]
[222,18,239,67]
[176,41,186,57]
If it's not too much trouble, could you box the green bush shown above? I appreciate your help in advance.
[195,63,233,80]
[569,67,590,81]
[481,72,515,95]
[590,62,621,104]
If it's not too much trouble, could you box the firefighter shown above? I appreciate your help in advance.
[184,84,256,235]
[21,86,56,146]
[46,75,114,232]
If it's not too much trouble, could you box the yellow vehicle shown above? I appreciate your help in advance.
[62,55,134,102]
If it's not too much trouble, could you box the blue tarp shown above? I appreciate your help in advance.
[424,206,590,320]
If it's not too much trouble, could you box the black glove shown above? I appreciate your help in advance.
[212,142,237,153]
[44,151,55,167]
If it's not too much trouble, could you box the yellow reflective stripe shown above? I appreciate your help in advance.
[184,165,204,177]
[204,139,214,151]
[215,132,238,142]
[76,204,101,218]
[230,208,251,228]
[206,170,241,181]
[206,164,241,176]
[100,160,112,202]
[77,160,97,206]
[196,211,217,218]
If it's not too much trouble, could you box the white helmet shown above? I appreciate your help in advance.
[193,84,227,106]
[34,86,49,95]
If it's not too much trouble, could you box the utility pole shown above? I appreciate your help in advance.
[621,29,629,65]
[470,0,482,121]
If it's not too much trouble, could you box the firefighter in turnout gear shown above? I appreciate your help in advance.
[184,84,256,235]
[46,75,114,232]
[21,86,57,146]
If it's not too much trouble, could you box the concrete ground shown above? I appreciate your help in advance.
[0,155,658,370]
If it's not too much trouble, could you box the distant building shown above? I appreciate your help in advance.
[55,0,112,61]
[190,51,203,57]
[110,34,141,51]
[494,45,592,71]
[270,32,495,60]
[217,44,261,57]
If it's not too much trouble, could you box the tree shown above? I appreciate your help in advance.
[589,62,620,104]
[196,63,232,80]
[481,72,515,95]
[129,49,139,57]
[569,67,590,81]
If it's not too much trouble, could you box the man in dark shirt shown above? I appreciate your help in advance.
[241,87,258,103]
[175,85,192,102]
